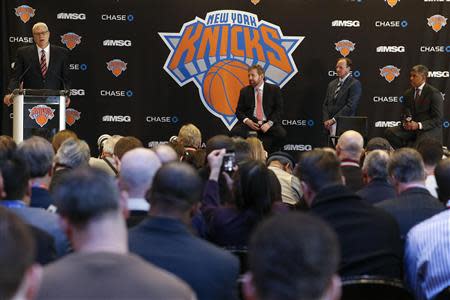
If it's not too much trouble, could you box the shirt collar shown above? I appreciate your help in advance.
[255,81,264,92]
[416,82,426,91]
[37,44,50,53]
[339,73,351,83]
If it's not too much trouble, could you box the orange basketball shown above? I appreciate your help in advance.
[202,60,249,116]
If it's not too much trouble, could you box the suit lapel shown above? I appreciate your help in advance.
[47,45,54,75]
[336,76,351,101]
[30,45,43,79]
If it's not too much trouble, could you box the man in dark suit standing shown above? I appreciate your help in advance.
[231,64,286,153]
[3,22,70,106]
[385,65,443,148]
[323,58,362,142]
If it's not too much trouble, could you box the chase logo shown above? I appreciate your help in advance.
[160,10,304,130]
[385,0,399,7]
[61,33,82,50]
[335,40,355,57]
[380,65,400,83]
[15,5,35,23]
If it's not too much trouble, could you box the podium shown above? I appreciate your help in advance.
[12,89,68,143]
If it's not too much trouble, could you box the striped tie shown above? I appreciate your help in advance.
[40,49,47,77]
[256,88,263,121]
[334,81,342,99]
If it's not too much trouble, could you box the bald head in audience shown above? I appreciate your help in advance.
[153,144,178,164]
[336,130,364,162]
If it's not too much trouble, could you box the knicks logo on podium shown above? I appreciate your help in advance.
[28,105,55,127]
[160,10,304,130]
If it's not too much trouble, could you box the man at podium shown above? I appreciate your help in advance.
[3,22,71,106]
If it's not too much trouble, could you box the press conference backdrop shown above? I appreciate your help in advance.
[1,0,449,154]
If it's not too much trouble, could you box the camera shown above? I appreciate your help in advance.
[222,151,236,173]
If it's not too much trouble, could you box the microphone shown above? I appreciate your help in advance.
[10,64,31,94]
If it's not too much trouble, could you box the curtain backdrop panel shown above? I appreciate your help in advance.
[1,0,449,154]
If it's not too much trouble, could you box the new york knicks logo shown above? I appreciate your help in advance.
[61,33,82,50]
[66,108,81,126]
[427,15,447,32]
[14,5,35,23]
[160,10,304,129]
[380,65,400,83]
[28,105,55,127]
[335,40,355,57]
[107,59,127,77]
[385,0,399,8]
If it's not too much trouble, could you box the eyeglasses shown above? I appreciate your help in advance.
[33,31,49,36]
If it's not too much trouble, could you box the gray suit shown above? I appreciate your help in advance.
[323,75,362,122]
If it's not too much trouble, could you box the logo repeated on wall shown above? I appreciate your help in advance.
[66,108,81,126]
[160,10,304,129]
[385,0,399,7]
[28,105,55,127]
[106,59,127,77]
[380,65,400,83]
[335,40,355,57]
[61,33,82,50]
[15,5,35,23]
[427,15,447,32]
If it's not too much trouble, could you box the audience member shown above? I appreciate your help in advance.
[0,206,43,300]
[51,129,77,153]
[0,157,69,257]
[113,136,143,161]
[246,137,267,162]
[297,149,402,278]
[404,158,450,300]
[365,137,393,153]
[178,123,202,150]
[416,138,443,198]
[98,134,122,175]
[357,150,396,205]
[16,136,55,209]
[0,135,17,161]
[37,167,195,299]
[376,148,443,239]
[203,150,272,247]
[243,212,341,300]
[129,162,239,300]
[267,151,302,206]
[232,137,252,163]
[336,130,364,192]
[182,148,206,169]
[118,148,162,227]
[153,144,179,163]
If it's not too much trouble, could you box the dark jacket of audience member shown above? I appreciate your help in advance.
[298,149,403,278]
[336,131,365,192]
[129,162,239,300]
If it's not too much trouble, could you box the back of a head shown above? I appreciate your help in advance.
[0,156,30,200]
[248,212,340,300]
[52,167,119,227]
[55,138,90,169]
[0,135,17,161]
[434,158,450,202]
[178,123,202,149]
[17,136,54,178]
[120,148,162,196]
[181,148,206,169]
[148,162,202,213]
[102,135,122,156]
[114,136,143,160]
[232,137,252,163]
[246,137,266,162]
[362,150,390,180]
[267,151,296,170]
[234,160,272,216]
[153,144,179,163]
[416,138,443,167]
[366,137,393,153]
[337,130,364,160]
[296,149,342,192]
[205,135,234,156]
[0,206,35,300]
[389,148,426,184]
[51,130,78,153]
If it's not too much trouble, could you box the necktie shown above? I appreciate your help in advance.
[334,81,342,99]
[40,49,47,77]
[256,88,263,121]
[414,88,421,101]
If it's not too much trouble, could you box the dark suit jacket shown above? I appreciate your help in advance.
[323,75,362,121]
[310,185,403,278]
[401,83,443,141]
[357,178,396,205]
[341,164,364,192]
[30,225,57,265]
[129,216,240,300]
[30,186,54,209]
[235,82,283,124]
[7,44,70,92]
[376,187,444,240]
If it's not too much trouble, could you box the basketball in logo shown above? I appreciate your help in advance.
[202,60,248,116]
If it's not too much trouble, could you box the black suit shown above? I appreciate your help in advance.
[357,178,396,205]
[309,184,403,278]
[341,164,364,192]
[376,187,444,240]
[231,82,286,153]
[323,75,362,122]
[129,216,240,300]
[7,44,70,92]
[385,83,443,148]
